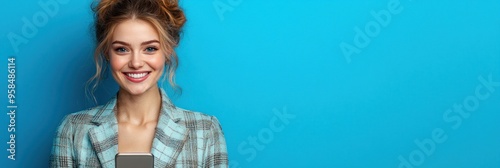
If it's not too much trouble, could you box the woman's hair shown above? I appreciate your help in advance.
[87,0,186,101]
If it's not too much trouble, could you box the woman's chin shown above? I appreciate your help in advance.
[121,86,153,96]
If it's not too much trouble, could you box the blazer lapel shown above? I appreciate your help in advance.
[88,98,119,168]
[85,89,187,167]
[151,89,189,167]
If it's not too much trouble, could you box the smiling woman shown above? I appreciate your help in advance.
[49,0,228,167]
[109,19,165,95]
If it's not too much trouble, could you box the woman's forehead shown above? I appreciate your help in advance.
[111,19,160,44]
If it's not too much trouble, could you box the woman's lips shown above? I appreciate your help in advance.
[123,72,150,83]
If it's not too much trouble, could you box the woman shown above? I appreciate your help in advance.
[50,0,228,167]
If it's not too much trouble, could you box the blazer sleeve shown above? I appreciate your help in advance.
[50,115,76,168]
[202,116,229,168]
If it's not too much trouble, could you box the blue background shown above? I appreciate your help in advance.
[1,0,500,167]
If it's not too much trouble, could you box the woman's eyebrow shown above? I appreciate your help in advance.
[111,40,130,46]
[111,40,159,46]
[141,40,160,45]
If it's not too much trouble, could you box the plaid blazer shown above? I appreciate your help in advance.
[50,89,228,168]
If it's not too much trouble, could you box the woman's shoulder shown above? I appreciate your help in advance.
[58,105,105,126]
[172,107,222,130]
[176,107,213,119]
[53,105,109,139]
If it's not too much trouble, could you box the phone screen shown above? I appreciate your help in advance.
[115,153,154,168]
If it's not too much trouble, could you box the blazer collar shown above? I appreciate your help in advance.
[88,88,189,168]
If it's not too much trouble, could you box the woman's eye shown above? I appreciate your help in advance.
[145,47,158,52]
[115,47,127,53]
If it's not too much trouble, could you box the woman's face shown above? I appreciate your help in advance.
[109,19,165,95]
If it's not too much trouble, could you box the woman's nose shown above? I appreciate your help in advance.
[128,52,144,69]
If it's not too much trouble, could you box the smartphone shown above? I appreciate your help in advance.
[115,152,154,168]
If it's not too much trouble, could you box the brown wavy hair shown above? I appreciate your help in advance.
[87,0,186,101]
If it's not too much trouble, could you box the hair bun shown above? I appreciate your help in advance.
[160,0,186,31]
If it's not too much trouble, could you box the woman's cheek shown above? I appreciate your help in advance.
[151,54,166,69]
[109,56,126,71]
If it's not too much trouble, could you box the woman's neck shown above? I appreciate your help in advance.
[116,86,162,126]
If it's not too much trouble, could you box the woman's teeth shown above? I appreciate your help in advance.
[127,72,148,79]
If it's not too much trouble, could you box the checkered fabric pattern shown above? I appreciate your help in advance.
[50,89,228,168]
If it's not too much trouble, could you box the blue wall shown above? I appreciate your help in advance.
[1,0,500,167]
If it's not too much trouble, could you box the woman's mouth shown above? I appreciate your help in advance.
[123,72,150,83]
